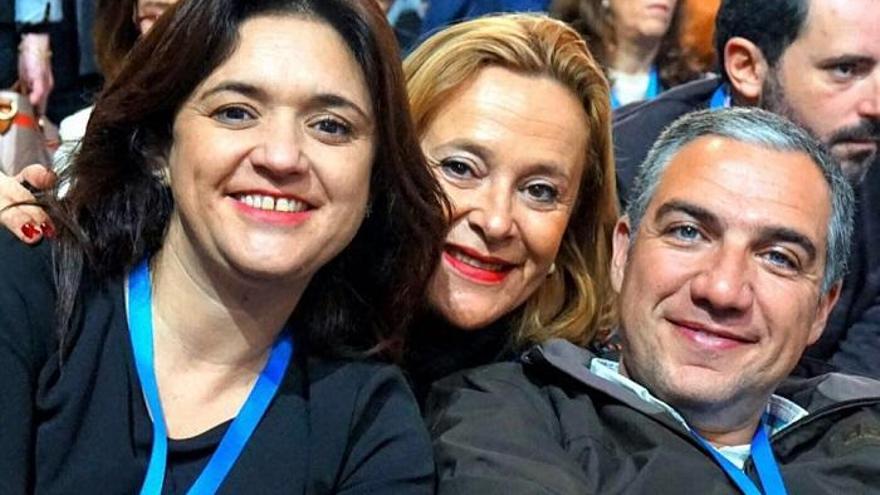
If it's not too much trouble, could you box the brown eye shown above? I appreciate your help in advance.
[440,159,475,179]
[523,183,558,203]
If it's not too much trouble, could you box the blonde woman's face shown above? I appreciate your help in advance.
[421,67,589,330]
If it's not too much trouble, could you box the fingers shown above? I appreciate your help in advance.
[0,174,53,244]
[14,164,57,190]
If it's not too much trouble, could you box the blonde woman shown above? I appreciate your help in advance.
[403,14,620,402]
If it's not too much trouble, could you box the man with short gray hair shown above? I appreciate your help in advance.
[613,0,880,378]
[428,108,880,494]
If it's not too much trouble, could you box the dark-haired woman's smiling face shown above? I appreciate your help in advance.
[421,66,590,330]
[165,15,375,285]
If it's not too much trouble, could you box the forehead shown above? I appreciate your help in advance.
[789,0,880,55]
[424,66,590,169]
[649,136,831,242]
[196,15,371,110]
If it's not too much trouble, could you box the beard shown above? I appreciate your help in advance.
[760,71,879,183]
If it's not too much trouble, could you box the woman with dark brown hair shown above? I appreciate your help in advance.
[550,0,703,108]
[0,0,445,492]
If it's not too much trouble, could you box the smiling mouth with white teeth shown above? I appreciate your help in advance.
[233,193,310,213]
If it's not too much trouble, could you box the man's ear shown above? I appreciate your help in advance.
[723,37,770,105]
[807,281,843,345]
[610,216,633,294]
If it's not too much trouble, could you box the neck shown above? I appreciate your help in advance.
[148,220,306,370]
[617,359,767,447]
[612,33,661,75]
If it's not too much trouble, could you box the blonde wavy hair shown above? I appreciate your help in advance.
[405,14,620,347]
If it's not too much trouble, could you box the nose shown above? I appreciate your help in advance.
[857,72,880,118]
[466,182,516,242]
[250,120,309,177]
[689,243,754,316]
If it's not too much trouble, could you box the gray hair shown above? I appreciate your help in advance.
[626,107,854,292]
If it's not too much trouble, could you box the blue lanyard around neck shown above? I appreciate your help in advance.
[690,419,788,495]
[611,65,662,109]
[127,258,294,495]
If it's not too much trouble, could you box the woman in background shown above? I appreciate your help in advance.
[0,0,445,492]
[550,0,702,108]
[404,14,620,401]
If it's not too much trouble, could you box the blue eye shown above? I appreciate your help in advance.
[671,224,701,241]
[213,106,255,124]
[314,118,351,136]
[764,250,797,270]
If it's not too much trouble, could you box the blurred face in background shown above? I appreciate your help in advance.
[760,0,880,182]
[421,66,589,330]
[610,0,678,41]
[134,0,179,34]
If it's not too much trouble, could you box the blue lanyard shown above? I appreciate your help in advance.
[127,258,294,495]
[611,65,662,109]
[709,83,731,110]
[691,419,788,495]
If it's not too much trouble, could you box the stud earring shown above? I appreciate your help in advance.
[547,262,557,276]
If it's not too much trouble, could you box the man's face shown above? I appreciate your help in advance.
[611,136,840,427]
[761,0,880,181]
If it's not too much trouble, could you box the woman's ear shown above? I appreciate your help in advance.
[723,37,770,105]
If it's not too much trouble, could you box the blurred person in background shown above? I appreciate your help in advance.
[419,0,551,37]
[551,0,703,108]
[679,0,720,75]
[376,0,426,52]
[52,0,179,168]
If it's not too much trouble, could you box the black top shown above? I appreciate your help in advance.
[405,312,515,407]
[0,230,434,494]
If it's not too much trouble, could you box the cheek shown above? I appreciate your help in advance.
[522,210,570,266]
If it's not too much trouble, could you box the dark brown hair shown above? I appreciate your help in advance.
[550,0,703,88]
[52,0,447,360]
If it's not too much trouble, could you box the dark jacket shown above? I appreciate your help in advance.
[427,339,880,494]
[612,77,880,379]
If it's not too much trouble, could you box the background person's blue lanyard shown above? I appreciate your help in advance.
[709,83,731,110]
[127,258,294,495]
[611,66,662,109]
[691,419,788,495]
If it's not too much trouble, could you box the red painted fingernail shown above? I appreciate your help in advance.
[40,222,55,238]
[21,223,39,239]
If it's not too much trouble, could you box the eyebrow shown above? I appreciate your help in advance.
[436,138,574,179]
[199,81,371,121]
[654,199,818,262]
[655,200,722,233]
[819,54,876,67]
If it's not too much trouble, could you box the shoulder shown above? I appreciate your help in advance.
[0,230,56,327]
[304,357,425,433]
[0,231,57,379]
[302,357,434,493]
[779,372,880,411]
[614,77,719,128]
[426,360,562,431]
